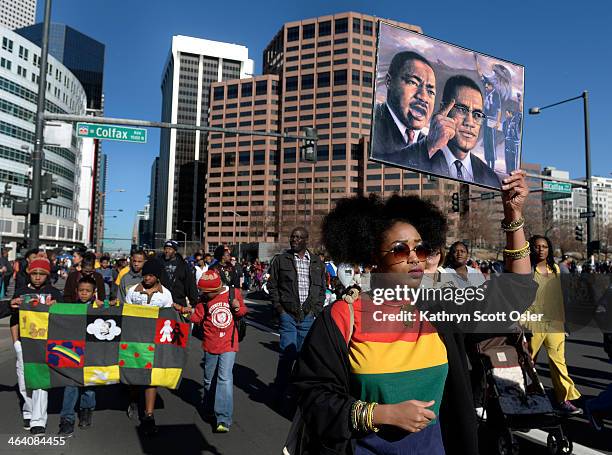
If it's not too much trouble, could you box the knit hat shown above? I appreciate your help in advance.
[198,269,223,292]
[142,259,163,280]
[164,240,179,251]
[27,258,51,274]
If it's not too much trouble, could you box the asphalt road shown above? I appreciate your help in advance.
[0,295,609,455]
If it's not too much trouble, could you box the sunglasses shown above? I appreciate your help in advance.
[381,242,432,263]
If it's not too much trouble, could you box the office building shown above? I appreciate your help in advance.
[0,25,87,251]
[155,35,254,247]
[0,0,36,31]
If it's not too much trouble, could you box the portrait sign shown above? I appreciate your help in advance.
[370,22,525,190]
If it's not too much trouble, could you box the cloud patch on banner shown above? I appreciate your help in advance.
[87,318,122,341]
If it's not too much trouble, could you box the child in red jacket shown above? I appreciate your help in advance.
[179,269,247,433]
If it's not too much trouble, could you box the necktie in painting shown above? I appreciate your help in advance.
[454,160,464,179]
[406,129,415,145]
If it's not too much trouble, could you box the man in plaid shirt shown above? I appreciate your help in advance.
[267,227,326,398]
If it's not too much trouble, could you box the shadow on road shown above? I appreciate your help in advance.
[259,340,281,354]
[137,423,222,455]
[232,363,293,421]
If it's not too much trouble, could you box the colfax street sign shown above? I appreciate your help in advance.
[543,180,572,194]
[76,122,147,144]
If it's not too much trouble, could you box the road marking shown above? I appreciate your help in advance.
[245,319,279,337]
[515,429,607,455]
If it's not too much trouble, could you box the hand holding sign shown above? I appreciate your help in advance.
[426,100,456,157]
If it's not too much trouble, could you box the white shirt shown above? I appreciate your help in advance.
[386,102,428,144]
[441,146,475,182]
[195,264,207,283]
[125,284,173,308]
[443,266,486,288]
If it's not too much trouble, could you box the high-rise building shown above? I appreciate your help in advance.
[0,0,36,31]
[206,75,280,251]
[203,13,461,253]
[17,23,107,250]
[0,25,86,253]
[155,35,254,247]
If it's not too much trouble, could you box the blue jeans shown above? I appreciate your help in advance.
[588,383,612,414]
[60,386,96,424]
[275,312,314,387]
[203,351,236,427]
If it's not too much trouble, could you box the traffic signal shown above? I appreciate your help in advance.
[41,173,58,201]
[575,225,584,242]
[300,127,317,163]
[451,192,460,212]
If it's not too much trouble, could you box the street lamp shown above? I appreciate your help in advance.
[175,229,187,257]
[223,210,242,259]
[106,209,124,212]
[529,91,594,257]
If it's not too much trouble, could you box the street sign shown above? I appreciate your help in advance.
[480,192,495,200]
[542,192,572,201]
[44,121,73,147]
[543,181,572,193]
[76,122,147,144]
[579,211,596,218]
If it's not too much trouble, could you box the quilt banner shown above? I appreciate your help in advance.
[19,301,190,390]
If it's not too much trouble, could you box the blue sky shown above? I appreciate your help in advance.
[37,0,611,252]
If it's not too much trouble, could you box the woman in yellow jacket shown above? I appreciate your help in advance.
[525,235,581,414]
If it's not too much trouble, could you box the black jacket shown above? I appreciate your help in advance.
[292,273,537,454]
[267,250,326,321]
[157,254,197,307]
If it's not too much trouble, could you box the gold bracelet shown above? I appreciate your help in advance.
[503,241,530,259]
[351,400,363,432]
[501,217,525,232]
[368,402,380,432]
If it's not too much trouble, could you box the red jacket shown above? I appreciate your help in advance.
[191,287,248,354]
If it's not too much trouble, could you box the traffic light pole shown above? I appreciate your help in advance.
[582,91,594,259]
[29,0,52,249]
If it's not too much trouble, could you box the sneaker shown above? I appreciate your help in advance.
[78,409,92,428]
[140,414,158,436]
[475,407,487,420]
[23,419,31,430]
[58,419,74,437]
[127,402,139,422]
[215,423,230,433]
[30,426,45,435]
[559,400,582,415]
[585,400,604,431]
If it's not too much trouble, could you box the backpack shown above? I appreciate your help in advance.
[230,286,247,344]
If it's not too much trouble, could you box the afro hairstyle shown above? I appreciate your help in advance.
[321,194,447,265]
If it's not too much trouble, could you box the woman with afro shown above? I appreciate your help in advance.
[291,170,536,454]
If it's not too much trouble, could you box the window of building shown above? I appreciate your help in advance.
[317,71,330,88]
[239,151,250,165]
[287,26,300,42]
[319,21,332,36]
[362,71,373,88]
[334,69,347,86]
[227,84,238,99]
[332,143,346,160]
[352,69,360,85]
[18,45,28,61]
[213,86,224,101]
[255,80,268,96]
[241,82,252,97]
[286,76,298,92]
[2,37,13,52]
[0,58,11,70]
[224,152,235,167]
[301,73,314,90]
[363,20,374,35]
[303,23,315,39]
[284,147,296,163]
[353,18,361,33]
[335,18,348,34]
[253,151,266,165]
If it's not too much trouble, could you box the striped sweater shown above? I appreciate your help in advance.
[331,294,448,454]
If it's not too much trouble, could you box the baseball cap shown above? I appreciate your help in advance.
[164,240,179,250]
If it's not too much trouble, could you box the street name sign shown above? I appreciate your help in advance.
[543,181,572,193]
[542,192,571,201]
[76,123,147,144]
[579,211,596,218]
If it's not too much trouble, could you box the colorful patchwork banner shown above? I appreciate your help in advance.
[19,302,190,390]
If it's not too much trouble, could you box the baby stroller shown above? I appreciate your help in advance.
[474,331,573,455]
